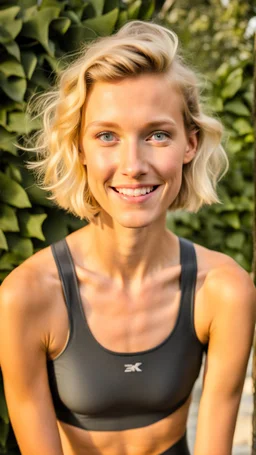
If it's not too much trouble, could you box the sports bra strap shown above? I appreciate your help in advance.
[179,237,198,336]
[51,239,81,339]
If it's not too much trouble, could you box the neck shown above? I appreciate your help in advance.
[85,213,178,290]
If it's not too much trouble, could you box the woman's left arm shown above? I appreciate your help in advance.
[194,264,256,455]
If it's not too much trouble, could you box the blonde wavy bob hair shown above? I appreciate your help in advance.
[26,20,228,221]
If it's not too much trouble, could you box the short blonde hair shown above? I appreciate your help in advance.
[26,20,228,221]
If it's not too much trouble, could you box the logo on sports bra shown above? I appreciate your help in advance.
[124,362,142,372]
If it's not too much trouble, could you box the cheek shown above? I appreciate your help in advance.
[158,152,184,181]
[85,149,115,192]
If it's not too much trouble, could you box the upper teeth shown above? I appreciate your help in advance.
[115,187,154,196]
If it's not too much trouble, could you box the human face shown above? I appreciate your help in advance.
[80,73,197,228]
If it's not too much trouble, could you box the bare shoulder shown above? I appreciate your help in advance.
[1,244,57,300]
[0,245,60,343]
[194,242,256,327]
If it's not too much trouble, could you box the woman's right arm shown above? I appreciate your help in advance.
[0,267,64,455]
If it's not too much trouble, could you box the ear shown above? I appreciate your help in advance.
[183,130,198,164]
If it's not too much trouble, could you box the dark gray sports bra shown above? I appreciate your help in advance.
[47,237,208,431]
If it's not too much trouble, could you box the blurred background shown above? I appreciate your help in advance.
[0,0,255,453]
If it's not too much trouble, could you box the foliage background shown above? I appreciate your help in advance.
[0,0,254,452]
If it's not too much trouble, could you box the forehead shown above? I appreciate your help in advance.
[83,73,184,126]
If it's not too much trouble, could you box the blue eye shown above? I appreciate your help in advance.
[151,132,169,141]
[97,132,115,142]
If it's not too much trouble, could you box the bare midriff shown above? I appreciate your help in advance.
[56,394,191,455]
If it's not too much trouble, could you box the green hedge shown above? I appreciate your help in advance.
[164,0,254,271]
[167,56,253,271]
[0,0,156,286]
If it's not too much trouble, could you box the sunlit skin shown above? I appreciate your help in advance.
[0,73,255,455]
[79,74,197,287]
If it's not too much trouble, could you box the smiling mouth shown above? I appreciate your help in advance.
[111,185,159,196]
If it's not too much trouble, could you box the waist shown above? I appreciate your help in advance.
[57,413,190,455]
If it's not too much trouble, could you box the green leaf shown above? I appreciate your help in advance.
[139,0,155,20]
[31,68,50,89]
[4,40,21,61]
[18,212,47,241]
[128,0,141,19]
[0,59,25,78]
[0,7,22,40]
[0,6,20,23]
[232,196,253,211]
[0,99,25,112]
[244,134,254,143]
[21,52,37,79]
[226,137,244,154]
[79,2,95,20]
[66,214,87,231]
[6,234,33,260]
[0,253,15,270]
[25,184,53,207]
[1,20,22,41]
[0,419,9,447]
[22,4,41,21]
[50,16,71,34]
[64,23,98,50]
[0,75,27,103]
[0,172,31,208]
[0,243,33,267]
[243,90,252,107]
[6,112,41,134]
[0,25,12,44]
[209,96,223,112]
[38,54,61,72]
[221,68,243,99]
[82,8,119,36]
[5,164,22,183]
[226,232,245,250]
[92,0,105,16]
[0,204,19,232]
[222,212,240,229]
[228,170,245,192]
[41,210,69,244]
[232,252,250,271]
[215,62,230,79]
[0,109,7,127]
[116,10,128,29]
[233,118,253,135]
[21,7,61,56]
[224,100,251,116]
[40,0,66,9]
[0,230,8,250]
[0,128,17,155]
[62,10,80,25]
[103,0,119,13]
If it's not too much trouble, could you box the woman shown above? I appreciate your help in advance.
[0,20,255,455]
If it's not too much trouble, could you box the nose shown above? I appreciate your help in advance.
[119,139,148,178]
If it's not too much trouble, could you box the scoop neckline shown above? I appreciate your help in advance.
[69,239,184,357]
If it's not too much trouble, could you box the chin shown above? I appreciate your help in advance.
[114,212,160,229]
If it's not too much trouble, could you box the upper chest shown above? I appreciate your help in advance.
[48,259,209,359]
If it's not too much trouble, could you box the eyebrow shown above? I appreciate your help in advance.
[84,119,177,133]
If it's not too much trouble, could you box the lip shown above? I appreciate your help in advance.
[109,185,160,203]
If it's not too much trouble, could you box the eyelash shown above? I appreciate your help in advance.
[95,131,171,142]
